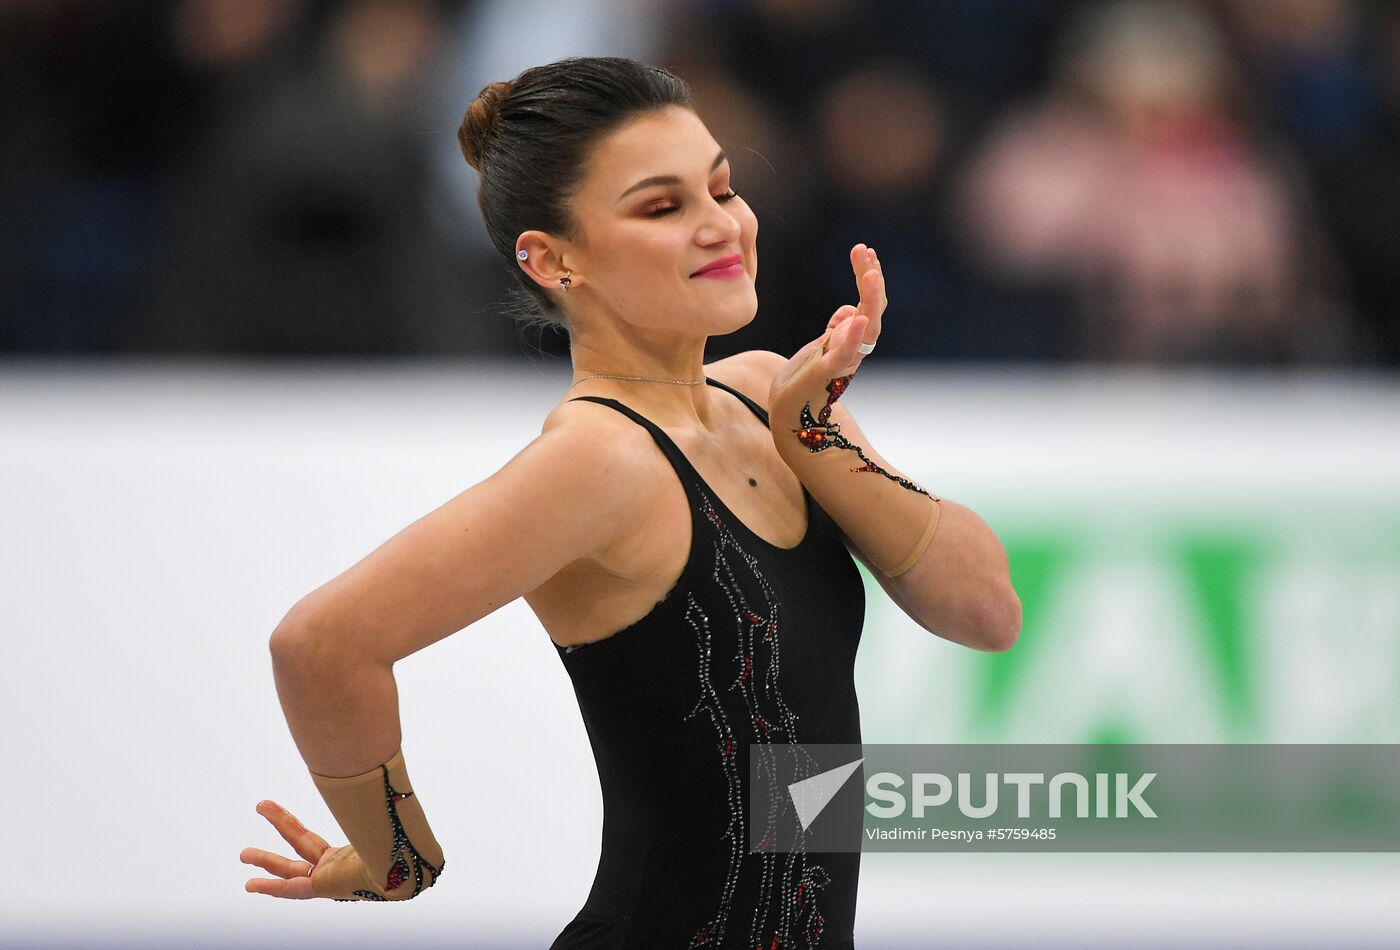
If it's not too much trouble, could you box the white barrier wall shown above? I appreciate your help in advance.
[2,358,1397,948]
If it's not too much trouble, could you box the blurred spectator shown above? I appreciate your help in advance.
[956,0,1360,364]
[805,61,1015,360]
[883,0,1073,133]
[1,0,1395,366]
[0,1,194,352]
[144,0,501,355]
[1227,0,1378,147]
[1226,0,1400,364]
[172,0,306,81]
[698,0,882,126]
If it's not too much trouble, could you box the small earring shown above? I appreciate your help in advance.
[516,249,528,260]
[559,269,572,291]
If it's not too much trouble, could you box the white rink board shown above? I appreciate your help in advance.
[2,357,1397,949]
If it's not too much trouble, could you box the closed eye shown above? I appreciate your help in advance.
[645,191,740,218]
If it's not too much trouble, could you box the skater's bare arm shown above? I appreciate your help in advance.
[245,418,648,900]
[267,420,654,776]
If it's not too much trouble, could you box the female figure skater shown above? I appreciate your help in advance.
[239,56,1020,949]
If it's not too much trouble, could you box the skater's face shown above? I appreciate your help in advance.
[546,105,760,337]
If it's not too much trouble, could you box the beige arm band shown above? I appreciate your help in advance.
[308,747,446,901]
[879,494,941,578]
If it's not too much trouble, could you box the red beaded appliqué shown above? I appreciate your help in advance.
[333,765,445,902]
[792,372,931,497]
[684,489,833,948]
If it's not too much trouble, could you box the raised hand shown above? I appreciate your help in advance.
[769,243,885,405]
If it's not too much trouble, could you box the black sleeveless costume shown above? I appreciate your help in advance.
[549,377,866,950]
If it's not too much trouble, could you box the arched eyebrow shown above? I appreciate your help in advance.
[616,150,727,203]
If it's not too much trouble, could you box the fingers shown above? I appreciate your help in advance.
[240,846,315,880]
[806,241,887,384]
[822,313,870,377]
[256,800,331,864]
[849,244,877,317]
[826,303,857,332]
[869,249,886,329]
[847,312,870,351]
[243,871,317,900]
[849,243,885,340]
[242,799,327,900]
[241,842,319,900]
[850,244,871,319]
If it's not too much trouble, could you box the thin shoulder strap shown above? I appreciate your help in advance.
[566,394,703,489]
[703,376,770,428]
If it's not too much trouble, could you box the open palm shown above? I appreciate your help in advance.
[769,242,885,404]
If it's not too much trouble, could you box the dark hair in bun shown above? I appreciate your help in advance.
[459,80,512,173]
[457,56,693,334]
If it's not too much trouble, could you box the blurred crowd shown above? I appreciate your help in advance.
[2,0,1397,366]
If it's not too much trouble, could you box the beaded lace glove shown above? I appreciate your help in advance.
[308,747,445,901]
[769,335,940,578]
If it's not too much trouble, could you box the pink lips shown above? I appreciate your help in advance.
[691,253,745,279]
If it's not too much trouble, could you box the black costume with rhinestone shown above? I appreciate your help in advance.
[550,377,866,950]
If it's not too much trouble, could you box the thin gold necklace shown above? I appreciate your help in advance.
[569,372,707,388]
